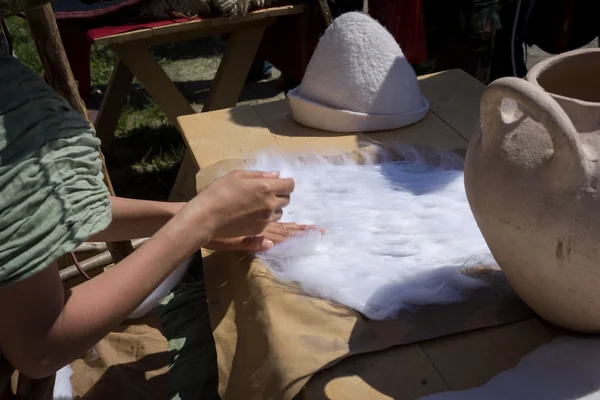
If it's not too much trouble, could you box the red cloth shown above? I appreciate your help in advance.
[368,0,427,65]
[86,16,215,39]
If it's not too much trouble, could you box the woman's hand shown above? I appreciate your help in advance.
[182,170,295,245]
[206,222,322,252]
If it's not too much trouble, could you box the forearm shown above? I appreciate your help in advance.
[88,196,186,242]
[0,169,293,379]
[48,229,197,370]
[2,204,214,379]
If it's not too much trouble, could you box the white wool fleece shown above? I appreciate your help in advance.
[53,365,74,399]
[244,145,496,320]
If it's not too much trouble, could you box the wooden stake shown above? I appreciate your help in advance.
[25,4,116,193]
[317,0,333,26]
[61,238,149,281]
[25,5,87,115]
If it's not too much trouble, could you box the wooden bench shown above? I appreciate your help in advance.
[63,4,306,202]
[91,4,305,150]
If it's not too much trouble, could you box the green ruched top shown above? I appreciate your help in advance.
[0,42,112,285]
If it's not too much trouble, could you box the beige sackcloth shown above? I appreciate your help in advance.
[0,315,169,400]
[68,317,170,399]
[197,146,535,400]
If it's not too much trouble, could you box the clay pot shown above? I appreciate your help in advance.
[464,48,600,332]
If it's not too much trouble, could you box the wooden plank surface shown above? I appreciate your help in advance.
[418,69,484,141]
[302,344,449,400]
[307,318,555,400]
[204,26,267,111]
[420,319,555,391]
[178,69,482,173]
[95,59,134,151]
[148,15,212,38]
[181,102,467,173]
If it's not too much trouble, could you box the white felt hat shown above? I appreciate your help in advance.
[288,12,429,133]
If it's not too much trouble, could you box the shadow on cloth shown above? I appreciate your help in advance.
[378,144,465,196]
[154,251,220,400]
[76,352,171,400]
[204,243,534,399]
[380,161,460,195]
[305,268,533,399]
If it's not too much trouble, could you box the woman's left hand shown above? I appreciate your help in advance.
[206,222,322,252]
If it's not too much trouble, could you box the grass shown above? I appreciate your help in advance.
[5,15,284,200]
[5,16,42,73]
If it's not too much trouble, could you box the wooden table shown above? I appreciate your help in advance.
[176,69,566,399]
[90,4,305,200]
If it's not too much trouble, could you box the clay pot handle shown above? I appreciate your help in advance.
[480,77,585,178]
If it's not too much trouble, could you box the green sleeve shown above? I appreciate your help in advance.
[0,55,112,286]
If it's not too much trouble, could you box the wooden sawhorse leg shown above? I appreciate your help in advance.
[94,41,198,152]
[95,59,134,151]
[110,44,197,122]
[169,25,268,201]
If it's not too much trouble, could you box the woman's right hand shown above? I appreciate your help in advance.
[187,170,295,240]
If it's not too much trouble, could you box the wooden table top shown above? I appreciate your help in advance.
[177,69,564,399]
[178,69,483,173]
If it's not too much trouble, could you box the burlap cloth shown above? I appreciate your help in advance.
[0,316,168,400]
[0,253,217,400]
[68,317,170,399]
[64,253,219,400]
[196,146,535,400]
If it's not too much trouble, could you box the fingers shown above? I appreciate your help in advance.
[237,170,280,179]
[264,177,295,195]
[241,236,274,251]
[273,195,290,210]
[261,222,324,244]
[269,209,284,222]
[232,169,295,197]
[265,222,315,235]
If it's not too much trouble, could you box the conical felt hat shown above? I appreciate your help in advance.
[288,12,429,133]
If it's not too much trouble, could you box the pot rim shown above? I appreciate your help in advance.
[526,48,600,107]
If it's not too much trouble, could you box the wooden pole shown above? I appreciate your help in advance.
[61,239,149,281]
[24,4,134,260]
[24,5,87,115]
[317,0,333,27]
